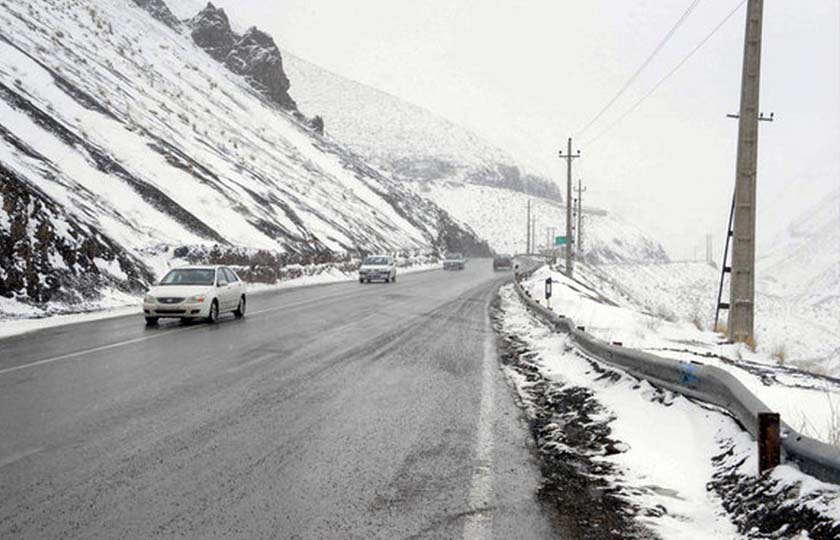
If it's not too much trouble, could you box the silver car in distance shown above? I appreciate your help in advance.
[358,255,397,283]
[143,265,246,326]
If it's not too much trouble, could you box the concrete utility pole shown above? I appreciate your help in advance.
[728,0,765,344]
[526,199,531,254]
[531,215,537,252]
[558,138,580,277]
[706,234,713,264]
[575,179,586,258]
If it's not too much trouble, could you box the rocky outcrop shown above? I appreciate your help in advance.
[189,3,296,110]
[1,164,152,305]
[131,0,180,29]
[225,27,296,110]
[436,212,493,257]
[308,115,324,135]
[188,2,236,62]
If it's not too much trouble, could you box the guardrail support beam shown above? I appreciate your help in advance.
[758,412,780,474]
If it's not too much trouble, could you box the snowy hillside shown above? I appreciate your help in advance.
[283,43,672,263]
[422,182,669,262]
[585,260,840,377]
[0,0,488,315]
[283,53,562,201]
[758,189,840,305]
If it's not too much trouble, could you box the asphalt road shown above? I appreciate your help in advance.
[0,261,559,539]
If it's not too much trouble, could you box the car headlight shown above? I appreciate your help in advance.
[187,295,206,303]
[144,294,155,303]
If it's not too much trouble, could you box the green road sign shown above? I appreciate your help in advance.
[555,236,570,246]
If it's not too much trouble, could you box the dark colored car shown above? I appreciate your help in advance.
[493,254,513,271]
[443,252,465,271]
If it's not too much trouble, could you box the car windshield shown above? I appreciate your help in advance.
[363,257,389,265]
[445,253,463,260]
[159,268,216,286]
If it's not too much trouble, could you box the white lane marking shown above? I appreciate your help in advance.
[463,303,497,540]
[0,326,199,377]
[224,353,275,374]
[0,447,44,469]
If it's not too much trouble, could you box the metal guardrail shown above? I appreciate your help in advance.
[512,265,840,485]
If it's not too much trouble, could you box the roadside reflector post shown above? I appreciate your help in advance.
[758,412,781,474]
[545,277,552,309]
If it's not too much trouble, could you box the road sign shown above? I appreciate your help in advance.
[555,236,572,246]
[545,277,552,299]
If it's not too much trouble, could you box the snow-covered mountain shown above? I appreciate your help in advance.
[283,53,562,201]
[284,52,668,263]
[0,0,490,314]
[758,189,840,306]
[422,182,669,262]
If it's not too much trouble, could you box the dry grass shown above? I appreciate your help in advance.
[714,321,727,334]
[690,309,705,331]
[742,335,757,352]
[771,344,787,367]
[796,392,840,449]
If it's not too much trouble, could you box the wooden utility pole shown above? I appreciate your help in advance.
[728,0,765,344]
[558,138,580,277]
[574,179,586,258]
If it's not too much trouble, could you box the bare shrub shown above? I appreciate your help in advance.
[654,304,678,323]
[771,344,787,366]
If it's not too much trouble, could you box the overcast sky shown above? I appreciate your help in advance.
[174,0,839,259]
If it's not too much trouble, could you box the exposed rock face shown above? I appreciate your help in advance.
[1,164,152,305]
[188,2,236,62]
[308,115,324,135]
[131,0,181,29]
[225,27,296,110]
[189,3,296,110]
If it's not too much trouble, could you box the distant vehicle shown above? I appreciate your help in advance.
[359,255,397,283]
[443,252,465,271]
[493,254,513,271]
[143,265,246,326]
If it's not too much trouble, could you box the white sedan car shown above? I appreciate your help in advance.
[358,255,397,283]
[143,265,246,326]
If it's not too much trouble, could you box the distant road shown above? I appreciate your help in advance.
[0,262,558,539]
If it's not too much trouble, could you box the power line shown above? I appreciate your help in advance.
[575,0,704,138]
[582,0,747,149]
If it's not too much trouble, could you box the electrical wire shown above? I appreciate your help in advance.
[581,0,748,149]
[575,0,704,138]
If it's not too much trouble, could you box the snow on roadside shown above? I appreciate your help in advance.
[520,264,840,448]
[499,283,840,539]
[497,284,741,539]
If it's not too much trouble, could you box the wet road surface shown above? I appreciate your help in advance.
[0,261,559,539]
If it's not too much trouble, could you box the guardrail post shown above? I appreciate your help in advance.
[758,412,781,474]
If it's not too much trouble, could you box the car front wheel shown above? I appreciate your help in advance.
[145,316,158,326]
[234,296,246,318]
[206,300,219,324]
